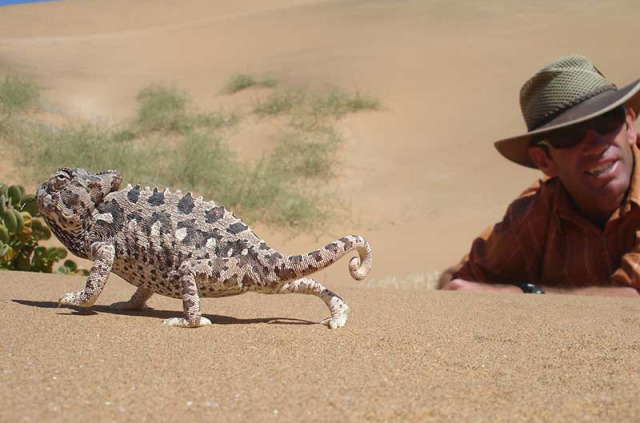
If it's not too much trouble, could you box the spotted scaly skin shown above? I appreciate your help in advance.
[36,168,372,329]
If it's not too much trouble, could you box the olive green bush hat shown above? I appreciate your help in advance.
[494,55,640,168]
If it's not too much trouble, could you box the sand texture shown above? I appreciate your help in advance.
[3,271,640,422]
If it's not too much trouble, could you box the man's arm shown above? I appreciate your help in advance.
[442,278,640,297]
[441,279,521,293]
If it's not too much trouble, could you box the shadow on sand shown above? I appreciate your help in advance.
[13,299,317,326]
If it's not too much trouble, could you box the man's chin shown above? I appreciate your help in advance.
[592,179,630,212]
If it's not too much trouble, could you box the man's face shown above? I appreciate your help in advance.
[529,108,638,224]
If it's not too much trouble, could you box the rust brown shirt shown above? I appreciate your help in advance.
[454,148,640,289]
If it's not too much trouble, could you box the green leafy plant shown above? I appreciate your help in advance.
[0,183,87,275]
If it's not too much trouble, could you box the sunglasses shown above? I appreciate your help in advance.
[533,105,627,149]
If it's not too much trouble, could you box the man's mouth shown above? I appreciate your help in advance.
[585,160,616,176]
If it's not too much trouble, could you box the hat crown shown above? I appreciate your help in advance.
[520,55,617,131]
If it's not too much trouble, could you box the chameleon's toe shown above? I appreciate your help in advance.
[163,316,212,328]
[58,292,94,308]
[320,301,349,329]
[320,313,348,329]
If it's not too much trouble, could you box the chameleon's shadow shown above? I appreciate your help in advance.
[12,299,317,326]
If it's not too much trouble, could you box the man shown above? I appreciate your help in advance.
[441,55,640,296]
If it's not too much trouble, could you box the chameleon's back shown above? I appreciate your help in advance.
[98,185,269,298]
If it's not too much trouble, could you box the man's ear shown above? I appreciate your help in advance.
[625,106,637,147]
[528,146,558,177]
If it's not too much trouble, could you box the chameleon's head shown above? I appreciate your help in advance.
[36,168,122,231]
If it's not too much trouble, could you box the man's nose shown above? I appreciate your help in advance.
[580,127,613,153]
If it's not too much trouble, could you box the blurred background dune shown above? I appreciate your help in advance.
[1,0,639,283]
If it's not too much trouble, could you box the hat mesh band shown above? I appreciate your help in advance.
[530,83,616,130]
[520,55,618,131]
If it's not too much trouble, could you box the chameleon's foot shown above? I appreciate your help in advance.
[162,316,212,328]
[59,292,95,308]
[320,302,350,329]
[110,301,149,311]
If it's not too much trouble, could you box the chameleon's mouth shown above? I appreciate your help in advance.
[35,187,53,214]
[35,189,71,220]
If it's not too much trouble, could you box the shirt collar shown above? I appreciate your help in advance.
[621,144,640,214]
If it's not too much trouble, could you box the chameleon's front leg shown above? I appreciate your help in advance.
[59,242,115,308]
[163,261,212,328]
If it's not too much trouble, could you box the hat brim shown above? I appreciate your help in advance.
[494,78,640,169]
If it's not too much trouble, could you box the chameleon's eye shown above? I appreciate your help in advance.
[53,174,69,190]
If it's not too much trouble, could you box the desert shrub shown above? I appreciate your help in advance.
[270,130,339,179]
[309,87,381,118]
[136,84,240,134]
[0,183,86,274]
[254,88,304,116]
[0,74,40,134]
[169,131,238,199]
[0,74,39,118]
[0,75,381,233]
[136,84,189,133]
[14,121,167,186]
[167,132,327,231]
[222,73,278,94]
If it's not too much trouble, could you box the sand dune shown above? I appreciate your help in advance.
[2,0,640,421]
[3,0,638,279]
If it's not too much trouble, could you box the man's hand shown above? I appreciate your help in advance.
[550,285,640,297]
[441,279,521,293]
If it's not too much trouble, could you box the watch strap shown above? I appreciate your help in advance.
[516,282,545,294]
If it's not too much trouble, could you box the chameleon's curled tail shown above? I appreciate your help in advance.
[273,235,372,282]
[344,236,372,280]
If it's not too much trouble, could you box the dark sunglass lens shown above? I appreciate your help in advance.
[546,126,585,148]
[592,106,626,134]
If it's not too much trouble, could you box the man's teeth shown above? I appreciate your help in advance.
[586,162,614,176]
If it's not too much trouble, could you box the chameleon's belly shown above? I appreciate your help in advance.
[111,256,249,299]
[112,258,183,298]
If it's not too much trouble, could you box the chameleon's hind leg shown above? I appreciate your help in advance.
[110,287,154,311]
[163,262,212,328]
[277,278,350,329]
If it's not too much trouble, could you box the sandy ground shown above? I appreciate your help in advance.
[2,0,640,421]
[3,271,640,422]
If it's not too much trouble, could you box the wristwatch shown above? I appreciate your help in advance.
[516,282,545,294]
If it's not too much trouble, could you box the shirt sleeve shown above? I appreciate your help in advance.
[453,181,547,284]
[611,233,640,288]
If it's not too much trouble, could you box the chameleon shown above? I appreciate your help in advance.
[36,168,372,329]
